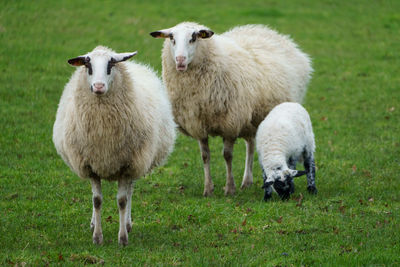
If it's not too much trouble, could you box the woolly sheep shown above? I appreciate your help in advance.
[256,102,316,201]
[150,22,312,196]
[52,46,176,245]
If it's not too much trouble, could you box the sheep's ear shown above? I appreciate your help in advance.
[113,52,138,63]
[150,29,171,38]
[262,181,273,189]
[198,29,214,39]
[293,170,307,178]
[68,56,86,66]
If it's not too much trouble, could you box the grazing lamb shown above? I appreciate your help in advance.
[256,102,316,201]
[150,22,312,196]
[52,46,176,245]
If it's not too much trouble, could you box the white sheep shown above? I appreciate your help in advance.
[150,22,312,196]
[52,46,176,245]
[256,102,316,201]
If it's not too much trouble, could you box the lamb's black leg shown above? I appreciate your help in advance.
[262,168,273,201]
[303,152,317,194]
[288,157,297,170]
[264,185,273,201]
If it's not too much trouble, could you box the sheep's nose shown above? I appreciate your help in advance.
[175,56,188,71]
[91,82,106,94]
[93,82,105,90]
[176,56,186,64]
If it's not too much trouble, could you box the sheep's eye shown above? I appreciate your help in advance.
[84,58,93,75]
[169,34,176,45]
[107,59,116,75]
[189,32,197,44]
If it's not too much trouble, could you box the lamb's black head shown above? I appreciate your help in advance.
[273,177,295,200]
[262,168,307,201]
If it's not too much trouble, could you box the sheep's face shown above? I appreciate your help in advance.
[263,168,299,200]
[150,23,214,72]
[68,49,137,95]
[273,176,295,200]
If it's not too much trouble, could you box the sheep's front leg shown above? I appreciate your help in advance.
[241,138,254,189]
[304,152,317,194]
[117,179,131,246]
[262,168,273,201]
[199,138,214,196]
[223,138,236,195]
[90,177,103,245]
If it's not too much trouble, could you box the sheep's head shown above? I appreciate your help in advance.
[262,168,306,200]
[150,22,214,72]
[68,47,137,95]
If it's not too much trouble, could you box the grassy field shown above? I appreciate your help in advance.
[1,0,399,265]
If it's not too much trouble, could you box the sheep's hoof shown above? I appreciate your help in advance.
[119,234,128,246]
[203,189,213,197]
[93,233,103,245]
[203,183,214,197]
[240,180,253,189]
[126,222,132,233]
[307,186,318,194]
[263,193,272,202]
[280,194,291,201]
[224,184,236,196]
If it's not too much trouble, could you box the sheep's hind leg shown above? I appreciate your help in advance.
[90,207,95,232]
[90,177,103,245]
[199,138,214,196]
[240,138,254,189]
[223,138,236,195]
[126,180,134,233]
[304,152,317,194]
[288,157,297,170]
[117,179,131,246]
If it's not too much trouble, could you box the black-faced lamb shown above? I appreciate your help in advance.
[256,102,317,201]
[150,22,312,196]
[52,46,176,245]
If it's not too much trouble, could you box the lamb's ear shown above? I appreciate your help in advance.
[198,29,214,39]
[263,173,275,188]
[68,56,86,66]
[150,29,172,38]
[113,52,138,63]
[262,181,274,189]
[293,170,307,178]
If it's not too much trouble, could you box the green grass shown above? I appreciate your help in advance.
[1,0,399,265]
